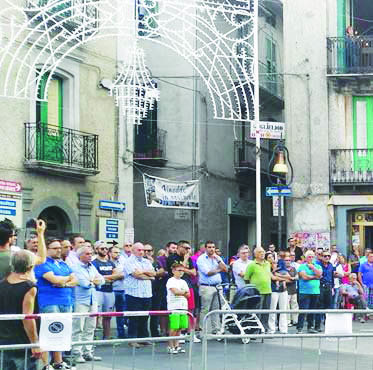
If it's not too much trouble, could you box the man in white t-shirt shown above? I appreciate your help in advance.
[166,262,190,354]
[232,245,252,289]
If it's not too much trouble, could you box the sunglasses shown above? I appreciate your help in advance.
[99,247,108,251]
[145,249,153,252]
[323,255,331,257]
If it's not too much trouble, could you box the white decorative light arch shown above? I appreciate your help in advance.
[0,0,255,121]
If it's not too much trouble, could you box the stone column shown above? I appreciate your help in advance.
[21,187,34,248]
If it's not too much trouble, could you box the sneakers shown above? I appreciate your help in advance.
[51,362,74,370]
[42,366,54,370]
[167,346,185,354]
[82,354,102,362]
[74,356,86,364]
[308,328,318,334]
[167,346,178,354]
[296,329,303,334]
[193,336,201,343]
[128,342,142,348]
[360,318,366,323]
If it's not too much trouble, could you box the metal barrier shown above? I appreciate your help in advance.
[0,310,195,370]
[201,309,373,370]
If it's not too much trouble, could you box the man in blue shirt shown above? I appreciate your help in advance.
[358,251,373,309]
[197,241,227,334]
[35,239,77,370]
[296,251,322,334]
[314,251,335,331]
[71,246,104,364]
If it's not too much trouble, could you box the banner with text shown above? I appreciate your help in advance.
[143,173,199,210]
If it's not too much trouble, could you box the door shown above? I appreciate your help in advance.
[229,215,248,258]
[352,96,373,170]
[365,226,373,250]
[36,73,64,163]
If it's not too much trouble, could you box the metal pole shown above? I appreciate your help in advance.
[253,0,261,247]
[278,180,282,250]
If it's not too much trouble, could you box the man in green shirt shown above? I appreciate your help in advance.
[244,246,272,331]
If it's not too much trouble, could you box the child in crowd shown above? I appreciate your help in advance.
[166,262,190,354]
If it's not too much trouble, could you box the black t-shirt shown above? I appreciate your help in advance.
[0,280,36,344]
[92,259,115,293]
[166,254,194,288]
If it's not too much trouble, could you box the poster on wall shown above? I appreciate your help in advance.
[143,173,199,210]
[291,231,330,250]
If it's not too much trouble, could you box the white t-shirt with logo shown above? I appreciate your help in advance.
[166,277,189,310]
[232,259,252,289]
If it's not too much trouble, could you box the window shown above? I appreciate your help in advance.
[266,38,277,95]
[265,10,276,28]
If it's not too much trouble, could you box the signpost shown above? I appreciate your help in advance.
[0,179,23,228]
[99,200,126,212]
[266,186,292,197]
[250,121,285,140]
[98,218,125,247]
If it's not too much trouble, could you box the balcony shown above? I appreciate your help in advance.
[134,128,167,167]
[234,140,273,173]
[327,36,373,92]
[25,0,99,37]
[330,149,373,186]
[25,122,99,177]
[259,61,284,110]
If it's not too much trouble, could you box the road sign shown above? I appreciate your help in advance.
[266,186,292,197]
[98,218,125,247]
[250,121,285,140]
[99,200,126,212]
[0,180,22,193]
[272,196,284,217]
[0,191,23,228]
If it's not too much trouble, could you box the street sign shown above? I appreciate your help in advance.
[98,218,125,247]
[272,196,284,217]
[99,200,126,212]
[250,121,285,140]
[266,186,292,197]
[0,191,23,228]
[0,179,22,193]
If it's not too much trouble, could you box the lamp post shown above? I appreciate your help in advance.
[268,140,293,250]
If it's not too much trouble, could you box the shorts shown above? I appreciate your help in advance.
[187,288,195,311]
[96,291,115,312]
[40,304,73,313]
[169,313,189,330]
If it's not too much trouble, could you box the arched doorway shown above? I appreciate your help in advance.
[38,206,72,239]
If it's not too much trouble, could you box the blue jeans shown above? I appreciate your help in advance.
[125,295,151,339]
[296,294,319,331]
[40,304,73,313]
[114,290,127,338]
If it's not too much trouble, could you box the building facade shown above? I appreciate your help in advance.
[284,0,373,254]
[132,0,285,256]
[0,0,134,244]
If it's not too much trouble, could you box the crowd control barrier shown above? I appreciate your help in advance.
[201,309,373,370]
[0,310,196,370]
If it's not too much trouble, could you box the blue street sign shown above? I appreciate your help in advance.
[106,226,119,233]
[0,208,16,216]
[266,186,292,197]
[106,219,119,226]
[0,200,16,208]
[99,200,126,212]
[106,233,119,239]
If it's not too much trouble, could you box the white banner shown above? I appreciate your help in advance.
[143,173,199,209]
[250,121,285,139]
[39,313,73,351]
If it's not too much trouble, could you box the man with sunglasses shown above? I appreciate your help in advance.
[34,239,77,370]
[314,250,335,332]
[92,241,122,340]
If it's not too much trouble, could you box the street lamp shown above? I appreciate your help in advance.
[268,140,293,250]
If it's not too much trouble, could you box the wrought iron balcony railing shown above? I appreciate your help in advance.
[134,128,167,166]
[259,61,284,100]
[234,140,273,172]
[25,122,99,177]
[327,36,373,75]
[330,149,373,184]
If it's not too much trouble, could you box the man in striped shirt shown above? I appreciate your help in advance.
[123,242,155,347]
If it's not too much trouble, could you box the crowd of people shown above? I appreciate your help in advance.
[0,218,373,369]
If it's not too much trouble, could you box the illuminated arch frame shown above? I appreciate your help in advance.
[0,0,256,121]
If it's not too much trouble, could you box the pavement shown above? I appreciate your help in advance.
[74,321,373,370]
